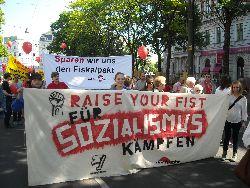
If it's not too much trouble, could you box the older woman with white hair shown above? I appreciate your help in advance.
[193,84,203,94]
[179,77,196,93]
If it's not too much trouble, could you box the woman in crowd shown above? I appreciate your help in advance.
[222,80,248,162]
[153,76,166,92]
[143,76,154,91]
[110,72,126,90]
[179,77,196,93]
[193,84,203,94]
[124,76,133,90]
[215,75,231,95]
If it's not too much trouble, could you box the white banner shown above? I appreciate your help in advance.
[24,89,229,186]
[43,54,132,89]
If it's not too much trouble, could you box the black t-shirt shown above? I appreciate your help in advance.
[2,80,12,100]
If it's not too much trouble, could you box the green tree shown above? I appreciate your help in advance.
[48,0,125,56]
[211,0,248,75]
[0,0,8,57]
[0,36,8,57]
[143,0,203,83]
[103,0,149,71]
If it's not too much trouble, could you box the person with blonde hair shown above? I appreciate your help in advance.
[154,76,166,92]
[179,77,196,93]
[193,84,203,94]
[222,80,248,162]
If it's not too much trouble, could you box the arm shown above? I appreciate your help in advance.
[2,82,12,97]
[2,90,11,97]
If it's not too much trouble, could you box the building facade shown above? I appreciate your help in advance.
[165,1,250,83]
[39,31,53,55]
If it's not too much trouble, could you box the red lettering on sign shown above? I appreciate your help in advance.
[52,109,208,157]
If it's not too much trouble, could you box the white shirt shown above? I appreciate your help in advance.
[226,95,248,123]
[215,87,231,95]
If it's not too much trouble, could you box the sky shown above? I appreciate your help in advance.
[1,0,72,41]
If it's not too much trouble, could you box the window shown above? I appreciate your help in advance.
[216,27,221,43]
[205,0,211,14]
[237,23,243,41]
[205,30,210,45]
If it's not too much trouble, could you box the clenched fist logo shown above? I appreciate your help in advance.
[49,91,65,116]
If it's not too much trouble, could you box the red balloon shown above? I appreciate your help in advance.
[22,42,32,54]
[138,45,148,60]
[35,56,41,62]
[7,41,12,48]
[60,42,67,49]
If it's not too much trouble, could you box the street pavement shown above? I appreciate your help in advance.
[0,118,249,188]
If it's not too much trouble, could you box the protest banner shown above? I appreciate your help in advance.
[24,89,228,186]
[6,55,29,79]
[43,54,132,89]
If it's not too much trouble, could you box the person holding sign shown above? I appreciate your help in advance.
[47,72,69,89]
[222,80,248,162]
[153,76,166,92]
[110,72,127,90]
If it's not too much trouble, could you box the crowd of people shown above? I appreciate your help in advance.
[110,72,248,162]
[0,70,249,163]
[0,71,68,128]
[111,71,233,94]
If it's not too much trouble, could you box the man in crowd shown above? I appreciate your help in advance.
[202,73,215,94]
[47,72,69,89]
[2,73,13,128]
[135,72,146,91]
